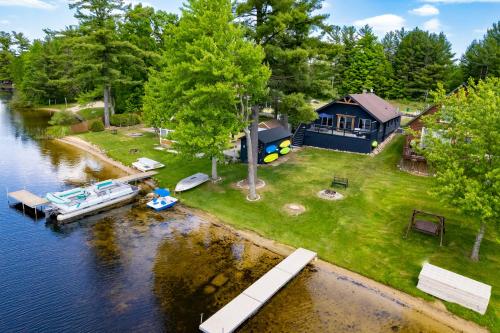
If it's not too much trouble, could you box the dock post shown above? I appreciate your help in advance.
[200,313,204,325]
[34,205,38,220]
[22,202,25,215]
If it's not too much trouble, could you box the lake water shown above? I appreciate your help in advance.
[0,94,458,332]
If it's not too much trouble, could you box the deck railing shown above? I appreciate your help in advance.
[306,124,377,139]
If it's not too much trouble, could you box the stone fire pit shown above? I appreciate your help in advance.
[317,189,344,201]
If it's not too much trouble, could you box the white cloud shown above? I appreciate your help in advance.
[0,19,10,24]
[423,18,443,32]
[410,4,440,16]
[473,28,487,34]
[422,0,500,3]
[0,0,56,9]
[353,14,406,35]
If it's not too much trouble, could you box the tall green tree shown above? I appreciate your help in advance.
[236,0,329,119]
[115,4,177,113]
[0,31,13,81]
[144,0,269,186]
[393,28,454,100]
[69,0,146,126]
[461,21,499,81]
[341,26,393,97]
[421,78,499,261]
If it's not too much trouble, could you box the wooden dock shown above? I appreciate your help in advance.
[199,248,317,333]
[116,171,157,183]
[7,190,48,219]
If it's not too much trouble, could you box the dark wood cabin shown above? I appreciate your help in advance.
[292,93,401,153]
[240,127,292,164]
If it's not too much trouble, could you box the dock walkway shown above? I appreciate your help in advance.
[116,171,157,183]
[199,248,317,333]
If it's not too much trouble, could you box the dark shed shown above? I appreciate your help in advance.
[240,127,292,164]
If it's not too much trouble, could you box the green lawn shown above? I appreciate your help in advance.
[77,107,104,120]
[81,129,499,331]
[389,99,429,114]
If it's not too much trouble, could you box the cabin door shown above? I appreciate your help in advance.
[337,115,355,130]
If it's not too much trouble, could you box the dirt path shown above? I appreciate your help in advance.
[62,135,487,333]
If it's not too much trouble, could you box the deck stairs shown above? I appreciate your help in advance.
[292,123,306,147]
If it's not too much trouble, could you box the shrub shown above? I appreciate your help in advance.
[110,113,141,127]
[45,125,70,138]
[89,120,105,132]
[49,111,78,126]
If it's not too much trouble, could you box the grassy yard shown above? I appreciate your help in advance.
[389,99,429,114]
[77,107,104,120]
[81,129,499,331]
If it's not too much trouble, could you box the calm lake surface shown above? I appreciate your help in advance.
[0,94,458,332]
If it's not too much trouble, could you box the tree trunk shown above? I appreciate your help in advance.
[110,94,115,116]
[103,85,110,128]
[250,106,259,184]
[244,128,257,200]
[211,157,218,181]
[281,113,289,131]
[470,222,486,261]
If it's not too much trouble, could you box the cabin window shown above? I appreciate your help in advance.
[320,115,334,127]
[358,118,372,131]
[337,115,355,130]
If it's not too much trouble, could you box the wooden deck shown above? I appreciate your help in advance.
[7,190,48,208]
[199,248,317,333]
[116,171,157,183]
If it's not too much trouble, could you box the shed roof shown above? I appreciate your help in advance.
[348,93,399,123]
[258,127,292,144]
[258,119,283,130]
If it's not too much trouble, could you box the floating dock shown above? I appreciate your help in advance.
[199,248,317,333]
[115,171,157,183]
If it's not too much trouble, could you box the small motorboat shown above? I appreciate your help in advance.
[175,173,209,192]
[147,188,178,211]
[132,157,165,172]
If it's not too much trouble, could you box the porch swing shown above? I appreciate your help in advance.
[404,209,446,246]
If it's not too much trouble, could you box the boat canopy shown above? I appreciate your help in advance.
[154,188,170,197]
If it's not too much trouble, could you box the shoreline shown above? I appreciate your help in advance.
[58,133,487,333]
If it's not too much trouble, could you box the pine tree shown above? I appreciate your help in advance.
[393,28,454,100]
[461,21,499,81]
[341,26,393,97]
[69,0,146,127]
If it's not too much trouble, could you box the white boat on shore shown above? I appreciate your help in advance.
[175,173,209,192]
[132,157,165,172]
[46,180,139,223]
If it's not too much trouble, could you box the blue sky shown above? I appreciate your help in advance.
[0,0,498,58]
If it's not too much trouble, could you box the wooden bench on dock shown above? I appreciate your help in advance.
[331,176,348,189]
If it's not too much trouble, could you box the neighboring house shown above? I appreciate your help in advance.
[240,126,292,164]
[292,92,401,153]
[400,104,438,175]
[401,84,465,175]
